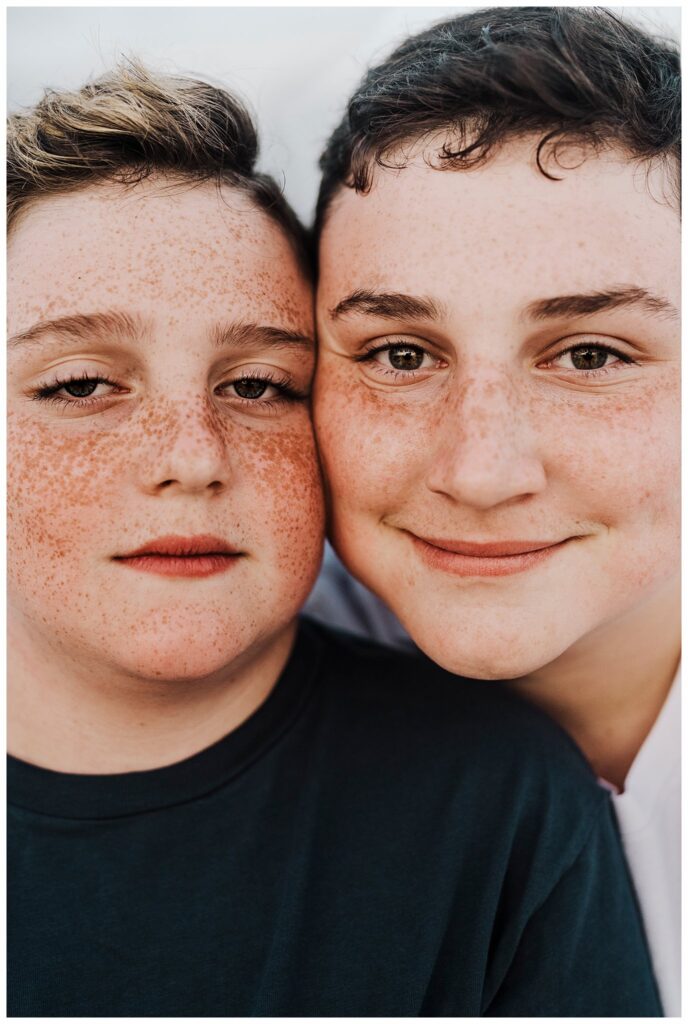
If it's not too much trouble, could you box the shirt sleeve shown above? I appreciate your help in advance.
[482,801,663,1017]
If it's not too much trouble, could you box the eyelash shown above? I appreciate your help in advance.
[215,370,307,409]
[356,342,438,380]
[357,340,636,379]
[542,342,636,377]
[30,370,307,410]
[31,371,125,408]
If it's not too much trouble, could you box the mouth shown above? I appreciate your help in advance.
[406,533,574,577]
[113,535,243,578]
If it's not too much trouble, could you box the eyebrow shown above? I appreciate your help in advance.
[525,287,679,323]
[210,322,314,350]
[329,289,447,322]
[9,312,314,351]
[9,311,144,348]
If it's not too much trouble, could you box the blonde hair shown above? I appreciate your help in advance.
[7,60,310,270]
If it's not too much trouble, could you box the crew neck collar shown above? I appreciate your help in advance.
[8,618,323,821]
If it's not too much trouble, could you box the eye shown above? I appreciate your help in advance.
[215,370,306,408]
[358,340,443,378]
[231,378,274,400]
[540,342,635,377]
[63,379,100,398]
[383,345,428,371]
[559,346,621,371]
[31,373,123,406]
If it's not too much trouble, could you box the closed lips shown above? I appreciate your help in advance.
[407,533,573,577]
[113,536,243,577]
[414,538,566,556]
[117,535,240,558]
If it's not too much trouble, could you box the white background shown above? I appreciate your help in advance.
[7,6,681,224]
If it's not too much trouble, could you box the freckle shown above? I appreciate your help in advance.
[9,177,327,686]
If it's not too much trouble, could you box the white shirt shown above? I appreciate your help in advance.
[610,669,681,1016]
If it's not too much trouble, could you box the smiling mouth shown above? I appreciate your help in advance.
[407,533,574,577]
[113,535,243,578]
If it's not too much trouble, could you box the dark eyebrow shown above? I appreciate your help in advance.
[9,310,144,348]
[211,321,314,350]
[329,289,446,322]
[525,287,679,323]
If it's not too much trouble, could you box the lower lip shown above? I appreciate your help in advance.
[115,554,242,578]
[409,536,568,577]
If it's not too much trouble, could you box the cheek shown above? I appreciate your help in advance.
[549,386,680,528]
[546,386,680,601]
[8,401,325,600]
[314,361,432,512]
[7,399,189,554]
[8,413,127,498]
[7,410,131,599]
[228,411,325,577]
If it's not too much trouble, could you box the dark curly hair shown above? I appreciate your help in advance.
[316,7,680,233]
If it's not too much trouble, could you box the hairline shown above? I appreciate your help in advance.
[316,135,680,243]
[9,170,314,283]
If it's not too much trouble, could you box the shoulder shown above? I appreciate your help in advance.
[301,615,609,836]
[303,613,585,757]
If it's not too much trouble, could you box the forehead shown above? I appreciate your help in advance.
[319,142,680,310]
[9,178,312,335]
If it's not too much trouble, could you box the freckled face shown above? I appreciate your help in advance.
[315,144,680,678]
[8,180,324,681]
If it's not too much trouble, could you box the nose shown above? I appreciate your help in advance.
[425,371,546,510]
[138,396,230,497]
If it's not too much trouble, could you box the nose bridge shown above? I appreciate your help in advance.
[426,363,545,508]
[138,390,229,493]
[167,392,225,456]
[454,368,521,448]
[443,365,532,466]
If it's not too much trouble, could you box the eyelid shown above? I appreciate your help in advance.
[27,368,309,419]
[32,370,124,395]
[537,333,636,361]
[542,341,637,369]
[215,367,309,400]
[356,337,445,365]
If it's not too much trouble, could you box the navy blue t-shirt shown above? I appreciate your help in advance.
[8,618,660,1016]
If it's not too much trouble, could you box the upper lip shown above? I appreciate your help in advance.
[116,535,242,558]
[410,535,569,557]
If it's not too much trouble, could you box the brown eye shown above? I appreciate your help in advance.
[233,379,269,399]
[64,379,99,397]
[570,347,608,370]
[388,346,425,371]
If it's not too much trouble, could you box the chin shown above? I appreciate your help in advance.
[101,613,270,684]
[432,647,547,682]
[397,609,574,683]
[416,637,543,681]
[113,639,249,683]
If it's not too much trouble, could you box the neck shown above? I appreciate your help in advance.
[508,575,680,790]
[8,614,297,774]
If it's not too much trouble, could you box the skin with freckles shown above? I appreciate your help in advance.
[8,178,324,771]
[315,140,680,784]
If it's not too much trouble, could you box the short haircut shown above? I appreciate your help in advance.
[316,7,680,232]
[8,59,312,275]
